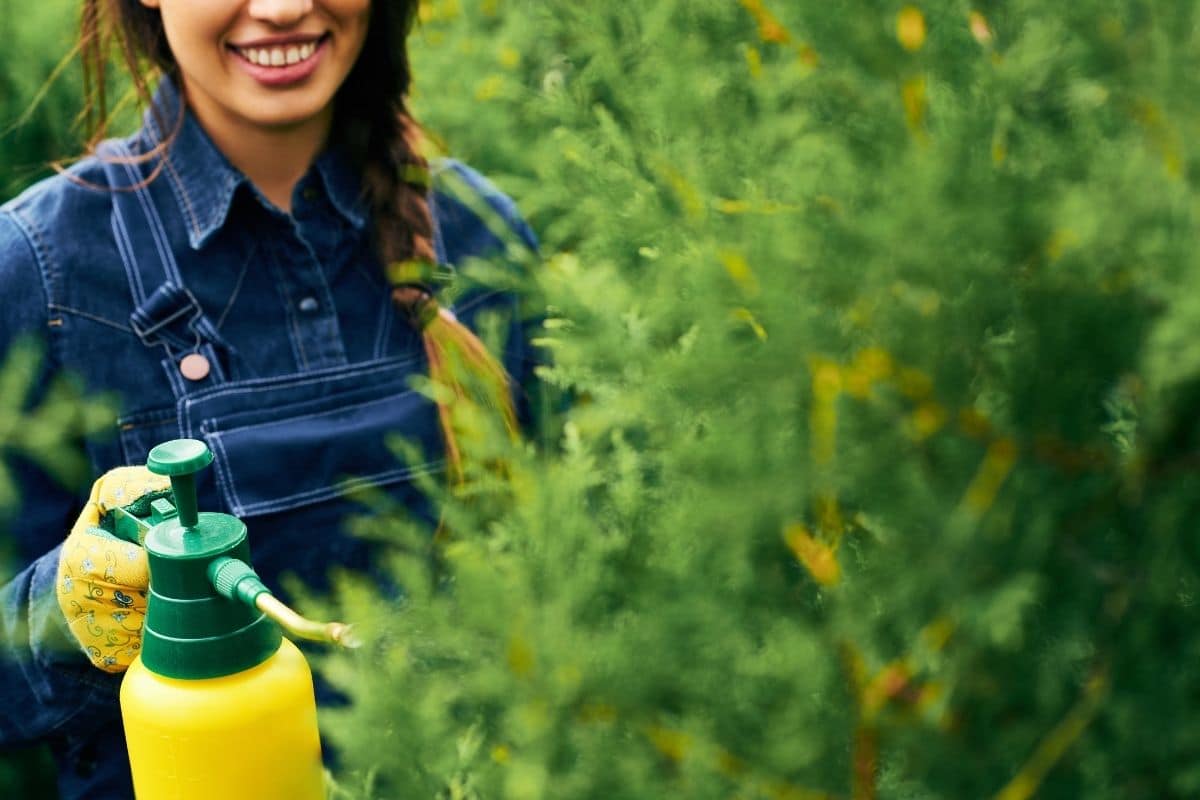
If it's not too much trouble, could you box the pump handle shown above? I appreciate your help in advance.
[146,439,212,529]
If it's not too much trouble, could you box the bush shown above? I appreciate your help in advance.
[315,2,1200,799]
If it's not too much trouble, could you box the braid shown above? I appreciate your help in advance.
[365,104,436,268]
[381,105,519,484]
[337,4,520,483]
[396,109,438,264]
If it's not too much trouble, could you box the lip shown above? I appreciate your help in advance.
[228,35,329,87]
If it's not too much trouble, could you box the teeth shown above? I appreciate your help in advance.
[237,41,319,68]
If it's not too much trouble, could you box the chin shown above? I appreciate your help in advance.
[245,103,332,131]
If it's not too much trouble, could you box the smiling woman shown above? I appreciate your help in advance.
[0,0,540,798]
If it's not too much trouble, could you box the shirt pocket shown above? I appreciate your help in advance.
[182,359,444,519]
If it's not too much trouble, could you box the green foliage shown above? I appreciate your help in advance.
[0,743,56,799]
[0,0,86,201]
[313,1,1200,799]
[0,340,118,506]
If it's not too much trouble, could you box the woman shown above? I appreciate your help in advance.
[0,1,540,797]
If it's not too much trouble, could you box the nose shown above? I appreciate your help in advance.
[247,0,314,26]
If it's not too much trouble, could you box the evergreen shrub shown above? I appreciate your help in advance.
[316,2,1200,799]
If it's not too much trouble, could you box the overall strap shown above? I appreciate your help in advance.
[99,139,204,354]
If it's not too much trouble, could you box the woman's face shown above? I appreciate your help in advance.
[138,0,371,140]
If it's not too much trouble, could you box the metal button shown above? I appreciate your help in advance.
[179,353,210,381]
[298,297,319,313]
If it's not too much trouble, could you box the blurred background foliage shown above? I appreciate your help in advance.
[321,1,1200,798]
[4,0,1200,798]
[0,0,85,201]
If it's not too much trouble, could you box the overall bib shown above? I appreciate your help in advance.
[98,140,446,591]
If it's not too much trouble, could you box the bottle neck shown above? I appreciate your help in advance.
[141,513,281,680]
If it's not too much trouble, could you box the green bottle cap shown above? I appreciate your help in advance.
[140,439,280,679]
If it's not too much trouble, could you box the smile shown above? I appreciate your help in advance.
[231,36,325,68]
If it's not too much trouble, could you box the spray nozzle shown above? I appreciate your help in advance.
[208,556,360,649]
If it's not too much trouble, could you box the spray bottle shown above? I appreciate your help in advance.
[109,438,357,799]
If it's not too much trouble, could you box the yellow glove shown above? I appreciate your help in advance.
[56,467,172,673]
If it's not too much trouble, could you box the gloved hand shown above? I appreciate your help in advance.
[56,467,172,672]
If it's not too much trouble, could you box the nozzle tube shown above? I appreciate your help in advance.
[254,594,360,649]
[207,556,359,649]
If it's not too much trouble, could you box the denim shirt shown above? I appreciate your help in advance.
[0,78,538,799]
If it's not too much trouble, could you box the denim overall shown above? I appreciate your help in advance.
[0,80,538,799]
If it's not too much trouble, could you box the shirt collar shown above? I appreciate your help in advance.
[137,76,368,250]
[311,147,368,232]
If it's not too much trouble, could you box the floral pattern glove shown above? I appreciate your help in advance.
[55,467,172,672]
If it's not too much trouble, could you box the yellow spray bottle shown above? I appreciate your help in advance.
[111,439,355,800]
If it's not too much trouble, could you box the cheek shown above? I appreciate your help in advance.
[341,2,373,56]
[159,5,227,58]
[341,0,373,30]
